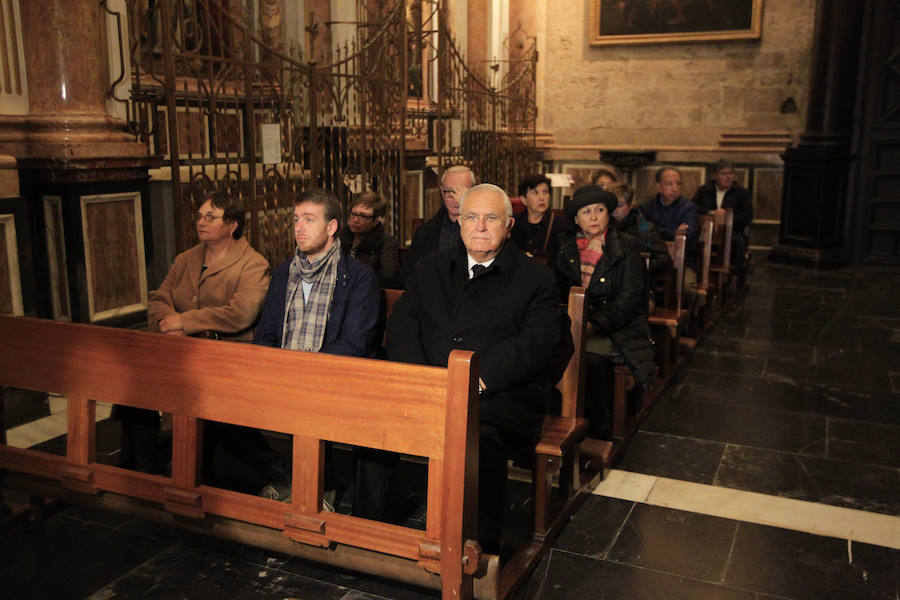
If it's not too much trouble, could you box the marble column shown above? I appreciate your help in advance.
[768,0,865,268]
[0,0,158,324]
[0,0,147,161]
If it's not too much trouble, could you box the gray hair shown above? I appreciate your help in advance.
[440,165,477,188]
[714,158,736,173]
[459,183,514,225]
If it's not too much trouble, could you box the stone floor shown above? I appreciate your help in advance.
[2,253,899,599]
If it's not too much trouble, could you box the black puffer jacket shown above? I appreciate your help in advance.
[551,227,655,388]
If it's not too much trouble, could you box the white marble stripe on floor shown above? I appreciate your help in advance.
[592,469,900,551]
[5,399,112,450]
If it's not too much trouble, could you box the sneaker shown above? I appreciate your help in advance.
[322,489,336,512]
[258,481,292,503]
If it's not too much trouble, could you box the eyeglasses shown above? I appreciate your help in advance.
[196,213,224,224]
[349,211,376,221]
[462,212,503,226]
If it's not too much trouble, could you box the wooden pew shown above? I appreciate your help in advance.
[709,208,737,309]
[0,315,483,599]
[531,287,590,537]
[688,215,716,337]
[647,229,689,381]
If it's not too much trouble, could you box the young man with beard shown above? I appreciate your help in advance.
[252,188,380,506]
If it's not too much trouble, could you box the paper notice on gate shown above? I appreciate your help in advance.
[260,123,282,164]
[546,173,575,188]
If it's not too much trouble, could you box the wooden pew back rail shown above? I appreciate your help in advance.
[0,315,480,599]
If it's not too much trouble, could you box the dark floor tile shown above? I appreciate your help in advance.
[683,352,767,376]
[1,386,50,429]
[742,325,818,349]
[607,504,738,583]
[0,512,170,600]
[715,445,900,516]
[86,545,349,600]
[516,550,755,600]
[59,502,138,529]
[828,418,900,468]
[552,495,633,557]
[644,398,826,455]
[725,523,900,600]
[615,431,725,484]
[279,555,439,600]
[805,361,894,394]
[673,371,900,425]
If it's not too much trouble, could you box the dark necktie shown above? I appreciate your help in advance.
[471,264,486,278]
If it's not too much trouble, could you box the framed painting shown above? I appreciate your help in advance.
[590,0,763,46]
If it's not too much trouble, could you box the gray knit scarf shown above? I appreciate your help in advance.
[281,238,341,352]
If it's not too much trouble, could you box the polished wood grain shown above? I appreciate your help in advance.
[0,315,479,599]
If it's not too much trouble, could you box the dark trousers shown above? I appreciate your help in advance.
[585,353,614,438]
[731,232,748,268]
[118,405,162,474]
[353,420,521,557]
[202,421,291,485]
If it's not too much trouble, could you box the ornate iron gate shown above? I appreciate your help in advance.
[124,0,536,264]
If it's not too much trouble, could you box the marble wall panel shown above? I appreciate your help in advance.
[0,0,28,115]
[80,192,148,322]
[0,213,22,315]
[0,225,10,313]
[560,163,624,199]
[42,196,71,321]
[153,107,208,160]
[635,166,704,205]
[753,168,784,222]
[214,109,243,156]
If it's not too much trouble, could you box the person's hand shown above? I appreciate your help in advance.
[158,314,183,334]
[713,208,726,216]
[677,223,689,231]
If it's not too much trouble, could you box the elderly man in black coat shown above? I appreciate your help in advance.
[385,183,561,555]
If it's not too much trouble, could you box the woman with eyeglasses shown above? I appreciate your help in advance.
[339,191,401,289]
[550,185,654,439]
[118,190,270,474]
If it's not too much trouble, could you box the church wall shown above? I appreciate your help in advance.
[538,0,816,148]
[532,0,817,247]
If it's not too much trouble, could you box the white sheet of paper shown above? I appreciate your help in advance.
[260,123,281,165]
[546,173,575,188]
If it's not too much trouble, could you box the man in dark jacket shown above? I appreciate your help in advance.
[251,189,379,505]
[691,158,753,267]
[386,183,560,554]
[402,165,475,281]
[639,166,699,307]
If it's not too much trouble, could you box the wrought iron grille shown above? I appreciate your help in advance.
[124,0,536,264]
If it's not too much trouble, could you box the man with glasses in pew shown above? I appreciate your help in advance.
[251,188,380,508]
[381,183,561,556]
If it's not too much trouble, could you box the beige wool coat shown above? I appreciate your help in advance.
[147,237,270,341]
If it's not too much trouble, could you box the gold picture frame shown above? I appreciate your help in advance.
[590,0,763,46]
